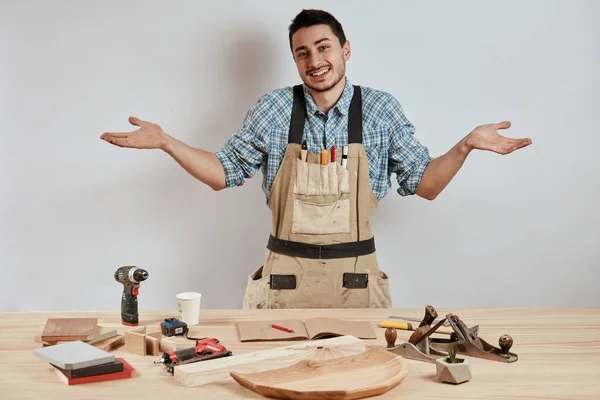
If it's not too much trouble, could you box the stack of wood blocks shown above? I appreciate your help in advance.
[36,317,125,351]
[33,340,136,385]
[36,317,177,356]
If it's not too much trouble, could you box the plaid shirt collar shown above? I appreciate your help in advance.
[302,78,354,116]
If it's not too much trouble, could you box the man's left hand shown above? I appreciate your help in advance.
[466,121,532,154]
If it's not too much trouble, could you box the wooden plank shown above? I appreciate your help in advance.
[35,325,117,347]
[34,335,68,347]
[174,335,366,387]
[86,326,118,344]
[41,318,97,342]
[91,334,125,352]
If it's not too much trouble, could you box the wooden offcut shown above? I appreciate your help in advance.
[160,337,177,353]
[124,328,163,356]
[41,318,97,342]
[174,335,366,387]
[125,332,146,356]
[230,347,408,400]
[91,335,125,352]
[86,326,118,344]
[145,336,160,356]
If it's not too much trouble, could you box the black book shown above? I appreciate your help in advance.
[52,359,123,378]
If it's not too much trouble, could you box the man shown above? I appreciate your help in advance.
[100,9,531,309]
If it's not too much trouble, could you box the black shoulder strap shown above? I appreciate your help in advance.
[288,84,363,145]
[348,85,363,144]
[288,85,306,144]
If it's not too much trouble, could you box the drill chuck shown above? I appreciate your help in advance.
[132,268,148,283]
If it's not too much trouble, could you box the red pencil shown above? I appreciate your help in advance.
[331,145,335,162]
[271,324,294,333]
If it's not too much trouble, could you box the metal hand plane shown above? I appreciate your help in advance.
[385,305,518,363]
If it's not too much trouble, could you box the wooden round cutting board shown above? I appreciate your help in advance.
[230,347,408,400]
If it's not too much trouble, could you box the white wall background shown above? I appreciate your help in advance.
[1,0,598,312]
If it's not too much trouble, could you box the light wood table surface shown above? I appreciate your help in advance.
[2,307,599,399]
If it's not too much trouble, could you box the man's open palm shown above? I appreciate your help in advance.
[100,117,169,150]
[467,121,532,155]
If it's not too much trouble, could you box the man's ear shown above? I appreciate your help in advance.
[343,40,351,61]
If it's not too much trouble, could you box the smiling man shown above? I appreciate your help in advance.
[100,9,532,309]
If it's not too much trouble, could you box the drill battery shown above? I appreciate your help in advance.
[160,318,188,337]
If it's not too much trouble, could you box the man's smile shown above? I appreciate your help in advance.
[308,66,331,79]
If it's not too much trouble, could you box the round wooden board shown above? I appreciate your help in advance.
[230,347,408,400]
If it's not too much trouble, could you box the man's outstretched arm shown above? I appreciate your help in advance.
[416,121,532,200]
[101,117,227,191]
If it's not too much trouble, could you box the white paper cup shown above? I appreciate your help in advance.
[176,292,201,325]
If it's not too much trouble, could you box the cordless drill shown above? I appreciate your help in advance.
[114,265,149,326]
[154,338,232,373]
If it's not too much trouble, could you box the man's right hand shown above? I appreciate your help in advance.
[100,116,172,153]
[101,116,227,190]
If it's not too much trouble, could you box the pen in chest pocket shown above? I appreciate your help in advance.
[331,145,335,163]
[301,140,307,162]
[342,146,348,169]
[321,149,328,165]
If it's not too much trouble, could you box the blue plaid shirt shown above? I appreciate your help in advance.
[215,79,432,202]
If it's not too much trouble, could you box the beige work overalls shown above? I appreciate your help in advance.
[243,85,392,309]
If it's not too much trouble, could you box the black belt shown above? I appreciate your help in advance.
[267,234,375,259]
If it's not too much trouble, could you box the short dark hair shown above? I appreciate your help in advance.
[288,9,347,52]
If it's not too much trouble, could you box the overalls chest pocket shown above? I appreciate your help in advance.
[291,157,351,235]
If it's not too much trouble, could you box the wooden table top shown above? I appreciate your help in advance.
[2,307,599,399]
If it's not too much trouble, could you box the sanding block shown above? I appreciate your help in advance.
[52,359,124,378]
[34,340,115,370]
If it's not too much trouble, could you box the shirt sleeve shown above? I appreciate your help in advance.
[213,95,271,188]
[386,95,433,196]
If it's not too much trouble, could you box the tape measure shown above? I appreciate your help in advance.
[160,318,188,337]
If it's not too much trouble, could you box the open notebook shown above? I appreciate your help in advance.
[236,318,377,342]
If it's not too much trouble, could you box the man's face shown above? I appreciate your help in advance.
[291,24,350,93]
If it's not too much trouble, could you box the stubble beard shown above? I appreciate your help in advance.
[303,62,346,93]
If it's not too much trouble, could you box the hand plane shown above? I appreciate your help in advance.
[385,305,518,363]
